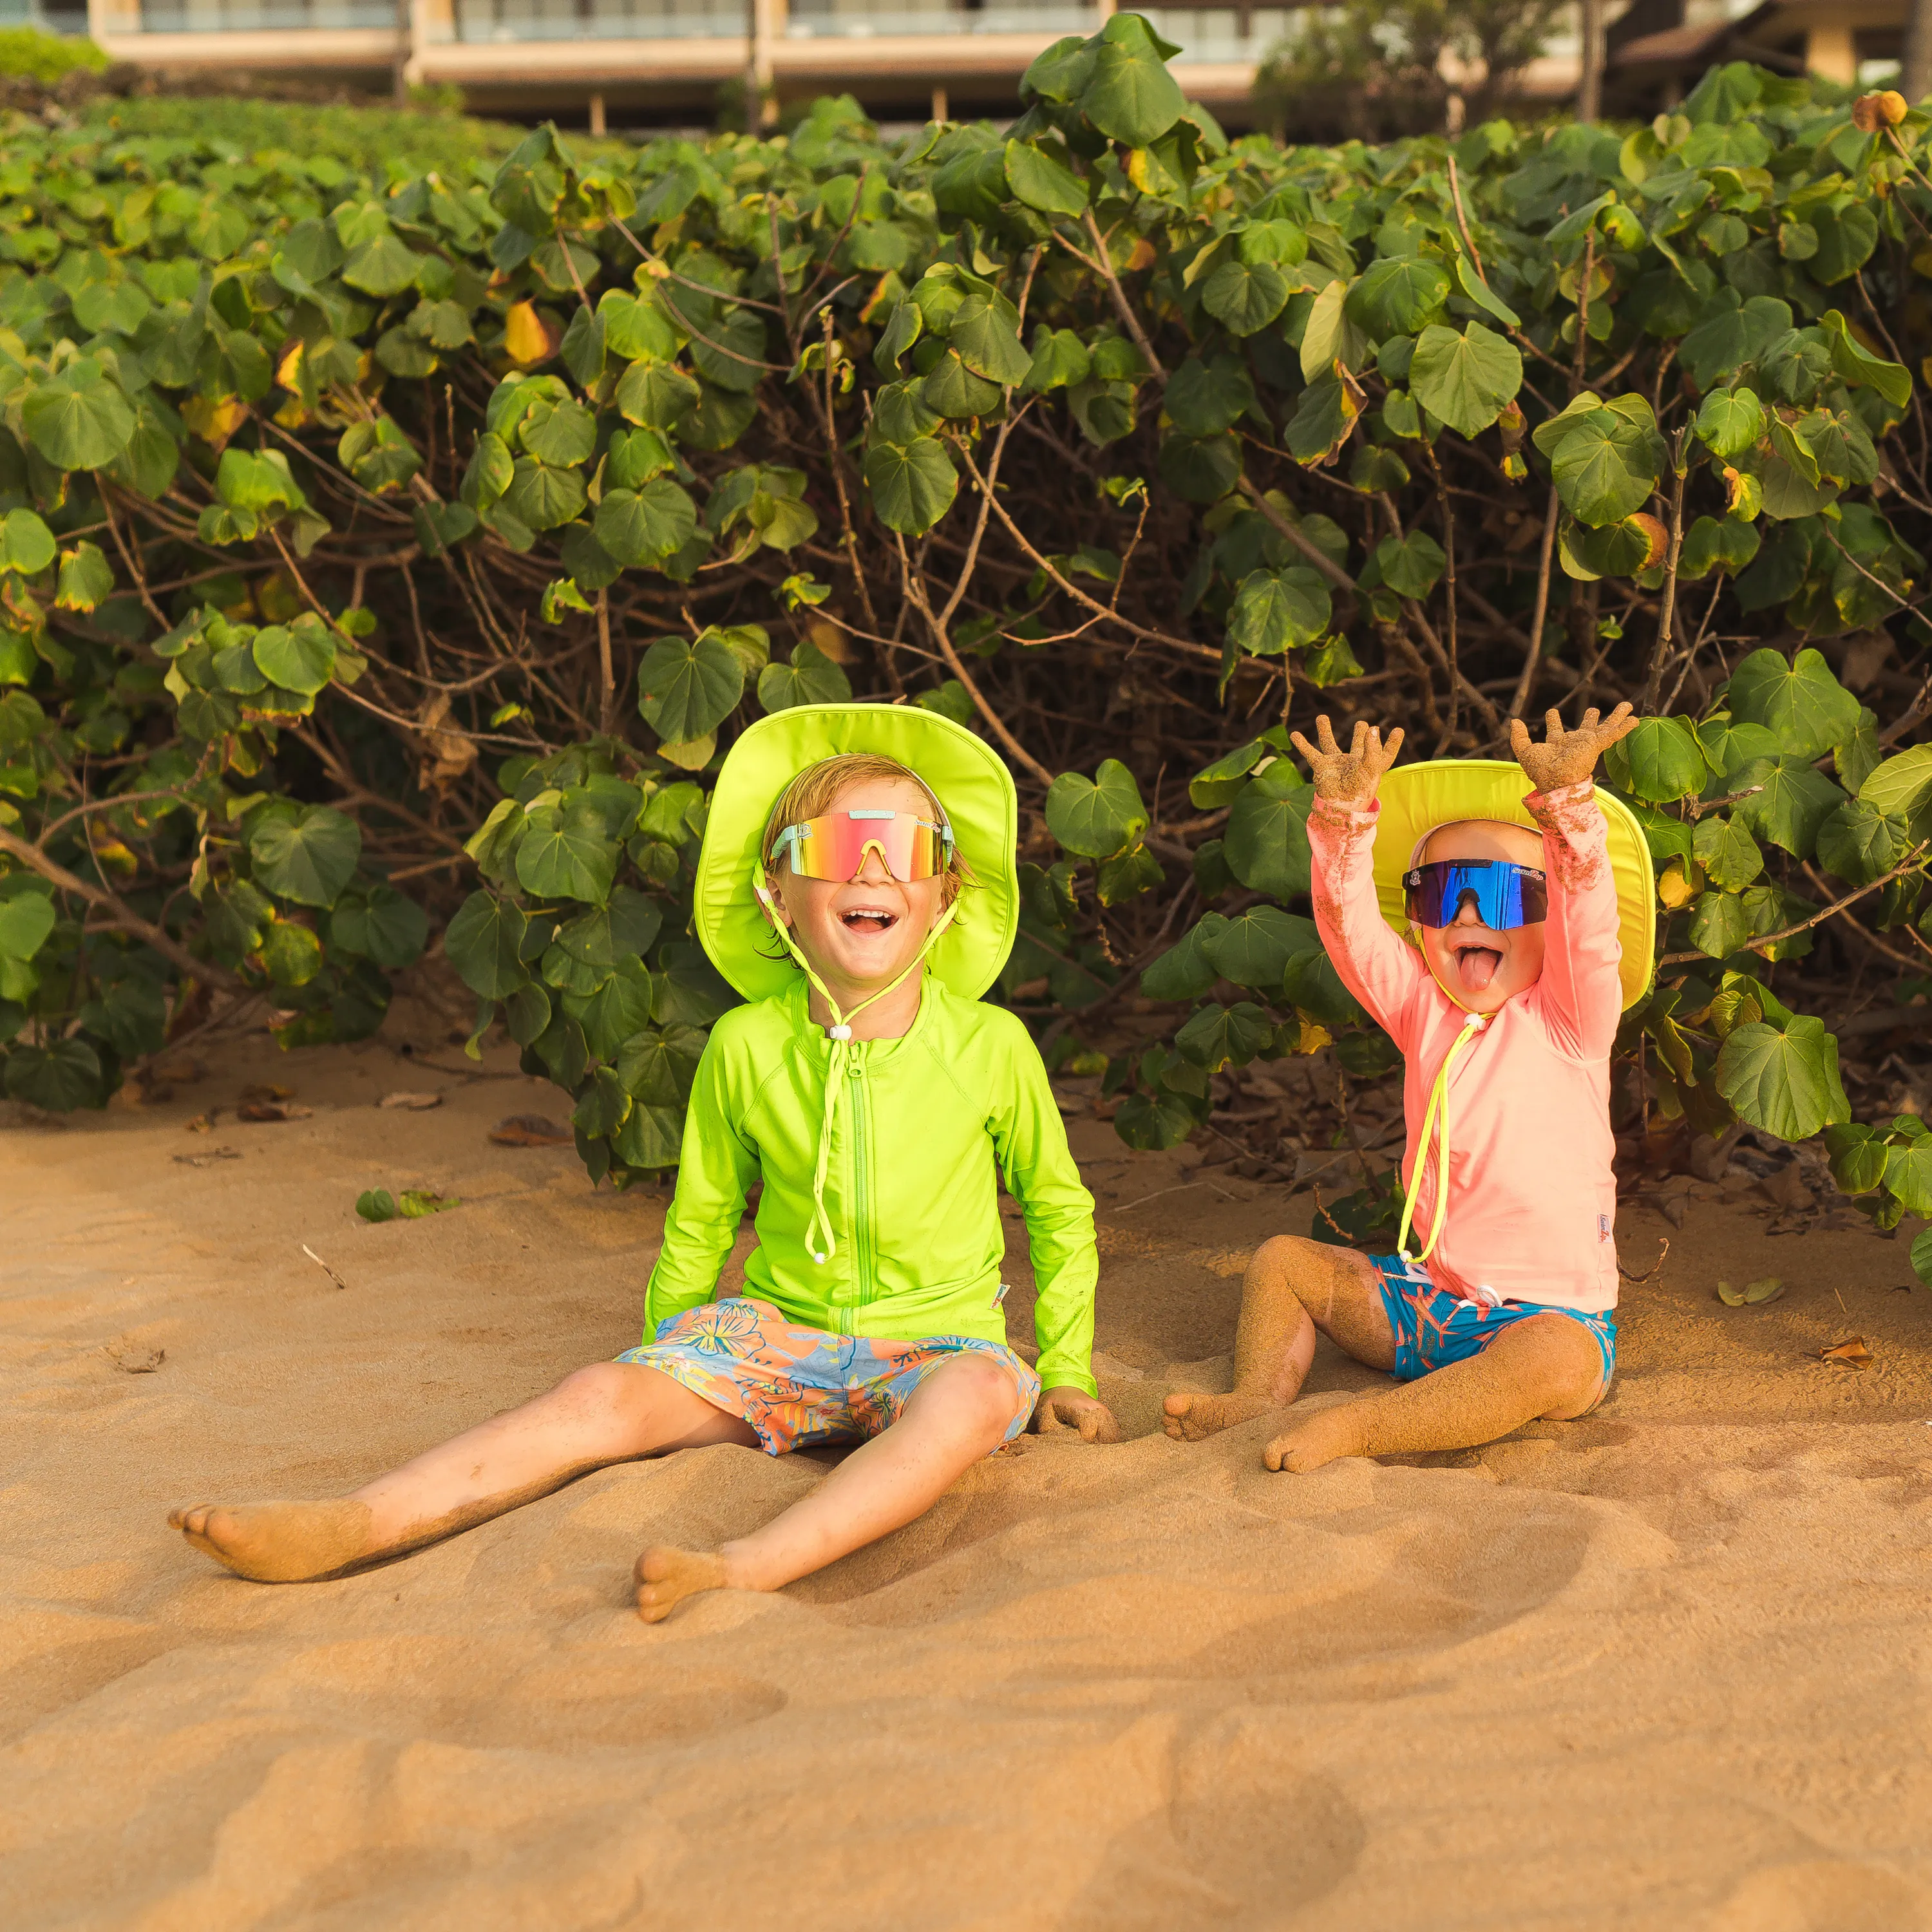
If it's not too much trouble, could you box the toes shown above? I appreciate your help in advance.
[1161,1392,1192,1416]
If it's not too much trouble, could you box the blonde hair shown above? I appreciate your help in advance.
[760,752,972,913]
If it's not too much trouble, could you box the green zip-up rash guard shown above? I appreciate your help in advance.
[644,976,1100,1397]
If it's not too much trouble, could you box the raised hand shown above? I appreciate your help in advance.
[1288,715,1405,806]
[1508,703,1639,792]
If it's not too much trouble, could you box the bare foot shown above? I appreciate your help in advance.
[634,1543,734,1624]
[168,1499,375,1582]
[1264,1403,1368,1474]
[1162,1390,1275,1441]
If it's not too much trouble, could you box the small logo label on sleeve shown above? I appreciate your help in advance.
[1598,1213,1613,1243]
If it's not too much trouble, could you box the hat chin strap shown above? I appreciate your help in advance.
[1394,1006,1488,1267]
[754,877,961,1266]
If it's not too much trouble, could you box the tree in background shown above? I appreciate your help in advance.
[1255,0,1566,142]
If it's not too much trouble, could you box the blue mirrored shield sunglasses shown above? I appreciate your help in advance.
[1403,859,1549,931]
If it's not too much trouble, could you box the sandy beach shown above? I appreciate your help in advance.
[5,1005,1931,1931]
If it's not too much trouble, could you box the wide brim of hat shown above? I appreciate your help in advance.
[1372,760,1656,1011]
[694,703,1019,1004]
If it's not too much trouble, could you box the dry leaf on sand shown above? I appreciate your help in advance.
[489,1115,573,1147]
[377,1092,443,1111]
[1718,1277,1785,1307]
[171,1149,240,1168]
[238,1102,314,1123]
[1817,1337,1872,1365]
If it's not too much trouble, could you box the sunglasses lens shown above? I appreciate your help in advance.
[1404,862,1548,929]
[788,812,943,882]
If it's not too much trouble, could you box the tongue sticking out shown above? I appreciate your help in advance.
[1455,945,1502,993]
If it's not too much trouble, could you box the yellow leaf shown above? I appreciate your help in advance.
[1294,1016,1333,1055]
[276,339,304,388]
[181,395,247,449]
[504,300,557,366]
[1657,858,1700,909]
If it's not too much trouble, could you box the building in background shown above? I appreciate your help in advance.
[0,0,1915,128]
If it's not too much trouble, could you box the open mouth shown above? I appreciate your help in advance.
[839,905,899,936]
[1450,937,1504,993]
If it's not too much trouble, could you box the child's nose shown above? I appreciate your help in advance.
[855,846,894,885]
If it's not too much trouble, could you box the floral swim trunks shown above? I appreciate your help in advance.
[1369,1255,1617,1410]
[616,1297,1041,1456]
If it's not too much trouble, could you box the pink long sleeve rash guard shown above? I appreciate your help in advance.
[1306,779,1624,1315]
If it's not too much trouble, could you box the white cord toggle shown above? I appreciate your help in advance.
[828,1023,852,1041]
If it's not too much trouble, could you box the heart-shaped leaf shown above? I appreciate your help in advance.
[636,630,746,744]
[247,804,361,909]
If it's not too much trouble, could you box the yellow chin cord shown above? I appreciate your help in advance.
[1394,1009,1488,1265]
[754,880,960,1265]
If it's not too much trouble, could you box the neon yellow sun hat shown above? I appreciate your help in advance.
[694,701,1020,1003]
[1368,757,1657,1012]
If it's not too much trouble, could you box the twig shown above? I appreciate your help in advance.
[1506,486,1561,728]
[1644,428,1691,711]
[0,826,243,994]
[1657,842,1931,965]
[596,589,616,735]
[301,1244,349,1291]
[1616,1236,1670,1285]
[1079,208,1166,381]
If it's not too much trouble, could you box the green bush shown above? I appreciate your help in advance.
[0,26,108,84]
[5,24,1932,1268]
[73,95,621,178]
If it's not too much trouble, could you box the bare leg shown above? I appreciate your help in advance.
[1163,1236,1394,1440]
[1265,1312,1607,1473]
[634,1352,1022,1622]
[170,1363,757,1583]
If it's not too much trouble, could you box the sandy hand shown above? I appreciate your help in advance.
[169,1499,375,1583]
[1509,704,1638,792]
[1032,1386,1122,1443]
[1288,715,1405,806]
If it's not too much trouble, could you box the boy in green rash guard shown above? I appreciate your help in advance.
[169,705,1118,1622]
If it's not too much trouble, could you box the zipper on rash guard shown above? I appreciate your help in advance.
[850,1055,876,1306]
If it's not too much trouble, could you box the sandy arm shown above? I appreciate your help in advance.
[1525,779,1624,1059]
[1306,795,1430,1048]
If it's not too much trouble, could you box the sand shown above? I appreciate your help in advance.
[4,1014,1931,1931]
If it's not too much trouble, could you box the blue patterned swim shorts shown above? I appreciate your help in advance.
[1368,1255,1616,1409]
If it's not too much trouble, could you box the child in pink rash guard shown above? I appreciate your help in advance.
[1164,703,1642,1474]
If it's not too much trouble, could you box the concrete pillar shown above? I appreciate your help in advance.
[748,0,782,129]
[931,83,947,121]
[1805,20,1858,84]
[589,90,605,136]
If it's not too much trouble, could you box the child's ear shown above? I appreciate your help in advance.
[757,874,795,929]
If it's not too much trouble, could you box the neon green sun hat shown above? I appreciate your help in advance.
[1370,758,1656,1012]
[694,701,1021,1003]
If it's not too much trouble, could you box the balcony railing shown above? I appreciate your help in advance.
[433,0,1103,46]
[134,0,395,26]
[0,0,89,30]
[784,2,1099,34]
